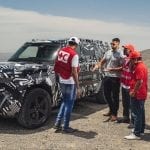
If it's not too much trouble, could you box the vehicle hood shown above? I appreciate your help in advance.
[0,61,48,71]
[0,61,53,82]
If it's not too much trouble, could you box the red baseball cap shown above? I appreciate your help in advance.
[129,51,142,59]
[122,44,135,52]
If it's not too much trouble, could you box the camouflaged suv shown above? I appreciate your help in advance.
[0,39,109,128]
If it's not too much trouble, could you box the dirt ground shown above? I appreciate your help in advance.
[0,50,150,150]
[0,95,150,150]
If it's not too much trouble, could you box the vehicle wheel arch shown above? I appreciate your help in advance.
[25,84,53,101]
[17,87,52,128]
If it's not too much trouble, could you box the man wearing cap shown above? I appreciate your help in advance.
[117,44,135,124]
[92,38,123,121]
[125,51,148,140]
[54,37,80,133]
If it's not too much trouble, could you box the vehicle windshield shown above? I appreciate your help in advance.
[9,42,60,63]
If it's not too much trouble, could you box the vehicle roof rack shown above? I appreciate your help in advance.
[31,39,59,43]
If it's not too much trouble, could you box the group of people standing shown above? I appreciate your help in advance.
[54,37,148,140]
[93,38,148,140]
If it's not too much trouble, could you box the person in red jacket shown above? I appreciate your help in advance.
[125,51,148,140]
[54,37,80,133]
[117,44,135,124]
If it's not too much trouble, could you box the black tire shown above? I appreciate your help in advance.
[17,88,51,128]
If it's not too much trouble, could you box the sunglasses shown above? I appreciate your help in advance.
[110,43,116,46]
[123,48,128,50]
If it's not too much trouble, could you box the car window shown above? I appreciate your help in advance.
[19,46,38,58]
[37,45,58,60]
[9,43,60,62]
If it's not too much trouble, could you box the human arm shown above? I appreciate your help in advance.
[72,67,80,89]
[105,55,124,72]
[130,80,142,97]
[105,67,122,72]
[130,65,143,97]
[71,55,81,97]
[92,58,106,72]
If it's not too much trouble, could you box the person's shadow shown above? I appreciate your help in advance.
[141,133,150,142]
[55,129,97,139]
[138,124,150,142]
[145,124,150,130]
[0,100,106,136]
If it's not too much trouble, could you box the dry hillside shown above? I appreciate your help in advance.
[142,49,150,68]
[141,49,150,91]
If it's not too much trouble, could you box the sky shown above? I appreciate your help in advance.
[0,0,150,52]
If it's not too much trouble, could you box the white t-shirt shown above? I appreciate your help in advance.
[59,54,79,84]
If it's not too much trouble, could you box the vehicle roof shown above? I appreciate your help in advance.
[28,38,104,44]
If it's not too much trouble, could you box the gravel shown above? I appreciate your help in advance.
[0,95,150,150]
[0,50,150,150]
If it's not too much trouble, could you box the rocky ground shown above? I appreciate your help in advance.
[0,49,149,150]
[0,95,150,150]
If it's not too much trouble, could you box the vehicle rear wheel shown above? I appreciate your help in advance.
[17,88,51,128]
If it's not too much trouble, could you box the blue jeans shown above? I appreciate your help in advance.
[131,98,145,136]
[55,83,76,129]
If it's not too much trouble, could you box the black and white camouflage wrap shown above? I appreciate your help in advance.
[0,39,110,118]
[0,62,55,117]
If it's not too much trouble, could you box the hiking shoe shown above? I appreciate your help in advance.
[131,129,144,136]
[53,123,62,130]
[127,123,134,129]
[124,133,141,140]
[117,117,130,123]
[110,115,117,122]
[62,127,77,133]
[103,111,111,117]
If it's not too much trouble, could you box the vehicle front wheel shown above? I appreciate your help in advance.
[17,88,51,128]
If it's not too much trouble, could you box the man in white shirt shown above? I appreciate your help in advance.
[92,38,123,121]
[54,37,80,133]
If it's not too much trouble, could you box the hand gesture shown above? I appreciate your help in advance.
[76,88,81,98]
[91,64,98,72]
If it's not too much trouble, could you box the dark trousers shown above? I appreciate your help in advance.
[121,87,130,119]
[131,98,145,136]
[104,77,120,116]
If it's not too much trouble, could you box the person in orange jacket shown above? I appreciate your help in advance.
[117,44,135,124]
[124,51,148,140]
